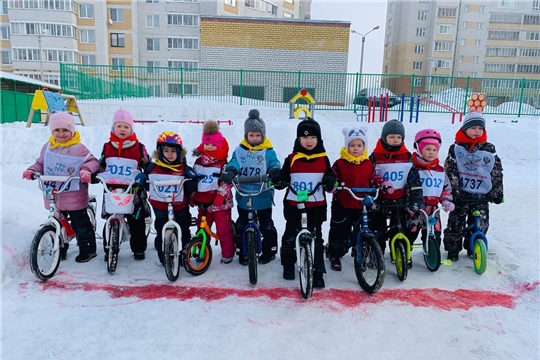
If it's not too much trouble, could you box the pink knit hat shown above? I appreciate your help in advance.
[49,112,76,134]
[112,109,134,131]
[201,120,223,148]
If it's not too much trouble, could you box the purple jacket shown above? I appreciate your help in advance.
[27,142,99,211]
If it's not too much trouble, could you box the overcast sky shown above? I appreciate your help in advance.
[311,0,388,74]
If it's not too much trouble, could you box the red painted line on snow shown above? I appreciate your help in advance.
[38,280,540,311]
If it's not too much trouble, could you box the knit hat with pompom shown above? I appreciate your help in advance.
[201,120,223,148]
[244,109,266,145]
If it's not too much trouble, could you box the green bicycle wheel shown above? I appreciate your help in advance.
[423,236,441,272]
[473,238,487,275]
[394,241,408,281]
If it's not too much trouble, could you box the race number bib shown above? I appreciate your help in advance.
[375,162,412,190]
[418,170,445,198]
[286,172,324,202]
[148,174,185,203]
[43,149,86,192]
[236,147,268,193]
[193,165,219,193]
[101,158,138,182]
[455,145,495,194]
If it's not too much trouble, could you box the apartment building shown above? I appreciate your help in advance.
[382,0,540,82]
[0,0,312,85]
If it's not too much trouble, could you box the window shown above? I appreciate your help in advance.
[413,61,423,70]
[0,25,9,39]
[167,37,199,49]
[285,0,293,3]
[416,28,426,37]
[384,65,388,73]
[461,39,466,46]
[473,56,479,63]
[484,63,515,72]
[498,0,517,8]
[245,0,277,15]
[463,21,467,29]
[479,5,485,12]
[110,9,124,22]
[475,39,481,46]
[525,32,540,40]
[147,15,159,27]
[414,45,424,53]
[464,4,469,11]
[146,0,159,3]
[36,0,73,10]
[438,7,456,17]
[167,14,199,26]
[168,83,199,95]
[1,0,7,14]
[459,55,464,62]
[2,50,12,64]
[149,85,161,97]
[80,29,95,44]
[79,4,93,18]
[488,30,520,40]
[414,78,422,87]
[225,0,236,5]
[517,64,540,74]
[385,50,389,59]
[419,0,428,3]
[147,61,160,73]
[435,59,451,68]
[477,22,482,29]
[534,0,540,11]
[457,71,462,76]
[524,15,540,24]
[111,57,125,69]
[81,54,96,65]
[147,38,160,51]
[283,12,293,18]
[110,33,125,47]
[486,47,517,56]
[418,10,428,20]
[438,25,452,34]
[388,18,392,28]
[471,72,477,78]
[167,60,199,69]
[11,22,75,37]
[490,13,521,23]
[520,48,540,57]
[434,41,452,51]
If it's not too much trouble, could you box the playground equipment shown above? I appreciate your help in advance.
[288,88,316,119]
[417,98,462,124]
[26,89,84,128]
[134,119,233,125]
[361,93,422,123]
[467,93,488,113]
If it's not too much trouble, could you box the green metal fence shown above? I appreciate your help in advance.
[60,64,540,116]
[0,90,41,123]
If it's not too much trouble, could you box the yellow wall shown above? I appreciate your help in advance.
[201,19,349,52]
[108,8,132,30]
[283,1,295,11]
[109,33,132,54]
[224,4,238,14]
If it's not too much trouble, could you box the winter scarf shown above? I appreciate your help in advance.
[48,131,81,149]
[372,139,410,156]
[455,129,488,152]
[109,132,138,157]
[412,152,439,172]
[339,146,369,164]
[194,137,229,161]
[240,137,274,151]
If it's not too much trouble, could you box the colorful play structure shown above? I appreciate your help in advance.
[288,88,316,119]
[26,89,85,128]
[134,119,233,125]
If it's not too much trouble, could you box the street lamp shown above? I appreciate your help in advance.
[38,29,45,81]
[351,25,380,76]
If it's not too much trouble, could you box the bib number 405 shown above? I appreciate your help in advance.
[383,171,404,182]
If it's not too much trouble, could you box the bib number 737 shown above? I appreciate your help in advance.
[460,177,483,190]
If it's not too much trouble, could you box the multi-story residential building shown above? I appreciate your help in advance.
[0,0,312,85]
[382,0,540,82]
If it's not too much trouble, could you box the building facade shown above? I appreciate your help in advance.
[0,0,312,85]
[382,0,540,81]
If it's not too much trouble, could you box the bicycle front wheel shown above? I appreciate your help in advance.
[423,236,441,272]
[473,237,487,275]
[164,229,180,282]
[247,231,258,285]
[86,205,97,233]
[394,241,408,281]
[107,221,120,275]
[29,225,61,281]
[354,236,385,294]
[183,236,213,276]
[298,236,313,299]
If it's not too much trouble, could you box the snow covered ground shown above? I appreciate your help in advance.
[1,98,539,360]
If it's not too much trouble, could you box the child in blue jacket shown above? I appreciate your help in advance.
[221,109,281,265]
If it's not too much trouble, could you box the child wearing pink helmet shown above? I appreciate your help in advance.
[407,129,454,252]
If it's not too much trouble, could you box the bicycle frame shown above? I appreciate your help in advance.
[35,174,80,253]
[148,178,190,253]
[418,207,442,256]
[231,175,268,256]
[462,203,489,252]
[382,205,412,264]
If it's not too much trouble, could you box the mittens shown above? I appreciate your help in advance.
[220,168,238,184]
[80,170,92,183]
[22,170,35,180]
[322,175,337,193]
[381,181,394,194]
[441,200,455,213]
[134,172,147,186]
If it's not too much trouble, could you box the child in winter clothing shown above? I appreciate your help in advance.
[221,110,280,265]
[443,111,503,261]
[272,117,336,288]
[191,121,235,264]
[141,132,198,265]
[407,128,453,249]
[97,109,151,261]
[369,120,423,261]
[327,127,385,271]
[23,112,100,263]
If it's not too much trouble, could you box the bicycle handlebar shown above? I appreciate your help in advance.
[33,173,81,194]
[336,186,381,202]
[148,178,190,200]
[233,174,269,184]
[95,175,136,194]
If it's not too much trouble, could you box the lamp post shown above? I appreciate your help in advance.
[427,58,437,93]
[351,25,380,86]
[38,30,45,81]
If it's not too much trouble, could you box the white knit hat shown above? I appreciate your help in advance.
[342,126,368,148]
[462,111,486,131]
